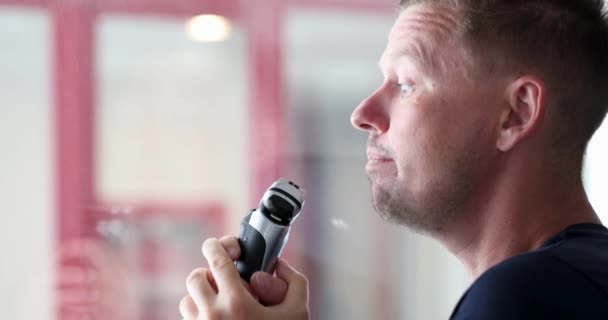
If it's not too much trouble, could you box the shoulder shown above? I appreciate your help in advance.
[468,251,568,305]
[451,251,608,319]
[475,251,565,290]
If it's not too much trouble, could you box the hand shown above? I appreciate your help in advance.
[205,236,289,306]
[180,237,310,320]
[56,238,133,320]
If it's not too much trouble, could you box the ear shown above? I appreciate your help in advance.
[496,76,546,152]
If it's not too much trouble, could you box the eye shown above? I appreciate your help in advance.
[398,82,414,96]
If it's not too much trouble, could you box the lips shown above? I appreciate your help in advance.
[366,150,394,171]
[367,152,392,162]
[367,148,393,161]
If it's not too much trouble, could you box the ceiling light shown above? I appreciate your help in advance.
[185,14,231,43]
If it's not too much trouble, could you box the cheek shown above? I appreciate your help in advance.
[387,85,498,189]
[388,105,449,180]
[389,94,484,178]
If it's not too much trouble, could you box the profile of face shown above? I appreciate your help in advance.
[351,4,500,235]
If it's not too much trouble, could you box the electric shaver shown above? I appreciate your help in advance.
[235,178,305,281]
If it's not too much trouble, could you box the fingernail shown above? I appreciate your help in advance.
[255,273,270,292]
[228,246,239,259]
[276,258,287,271]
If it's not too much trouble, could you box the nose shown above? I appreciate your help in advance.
[350,88,389,134]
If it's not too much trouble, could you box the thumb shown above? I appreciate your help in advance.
[250,271,288,305]
[274,259,309,306]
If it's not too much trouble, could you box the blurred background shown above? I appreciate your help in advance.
[1,0,607,319]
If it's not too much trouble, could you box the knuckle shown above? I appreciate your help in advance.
[186,268,208,289]
[179,295,196,316]
[209,255,233,272]
[179,295,189,308]
[295,273,310,289]
[201,238,218,254]
[225,297,246,318]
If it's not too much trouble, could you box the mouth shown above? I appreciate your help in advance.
[366,151,395,171]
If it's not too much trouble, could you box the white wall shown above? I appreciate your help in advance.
[584,118,608,223]
[0,9,54,320]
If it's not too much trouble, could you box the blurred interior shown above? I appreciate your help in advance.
[2,0,608,319]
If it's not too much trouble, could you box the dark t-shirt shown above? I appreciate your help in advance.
[450,223,608,319]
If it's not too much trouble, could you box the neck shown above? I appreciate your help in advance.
[438,153,600,279]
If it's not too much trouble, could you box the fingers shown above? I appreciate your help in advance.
[179,295,198,319]
[58,287,99,305]
[219,235,241,260]
[250,271,288,305]
[58,266,97,288]
[56,238,133,320]
[59,238,116,270]
[274,259,309,306]
[186,268,216,310]
[202,238,243,295]
[183,237,310,320]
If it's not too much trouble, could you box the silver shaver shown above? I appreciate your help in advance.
[235,178,305,281]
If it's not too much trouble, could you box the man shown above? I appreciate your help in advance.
[180,0,608,319]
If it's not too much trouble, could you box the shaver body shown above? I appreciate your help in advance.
[235,178,305,281]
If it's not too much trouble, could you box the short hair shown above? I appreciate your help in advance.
[399,0,608,158]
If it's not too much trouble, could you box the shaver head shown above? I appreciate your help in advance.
[259,178,305,225]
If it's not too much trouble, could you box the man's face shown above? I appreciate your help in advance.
[351,4,499,235]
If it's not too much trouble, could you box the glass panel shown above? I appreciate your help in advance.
[96,15,249,212]
[90,14,249,320]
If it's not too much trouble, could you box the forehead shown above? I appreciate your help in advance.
[382,4,462,74]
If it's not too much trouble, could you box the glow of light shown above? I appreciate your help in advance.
[331,218,350,231]
[185,14,231,42]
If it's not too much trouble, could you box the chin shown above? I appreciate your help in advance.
[370,183,455,236]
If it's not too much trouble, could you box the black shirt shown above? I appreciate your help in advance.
[450,223,608,319]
